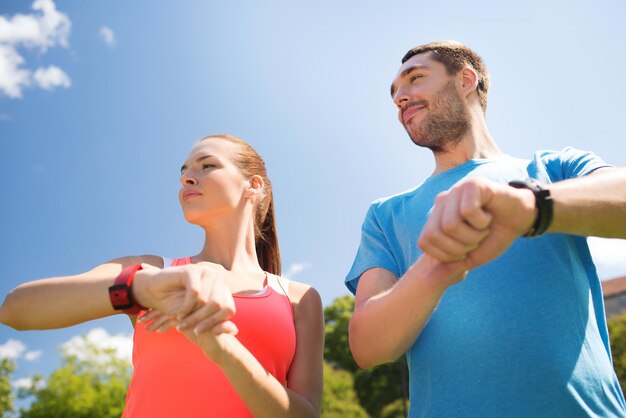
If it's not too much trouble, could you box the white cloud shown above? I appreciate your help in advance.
[24,350,42,361]
[284,262,312,279]
[13,377,32,389]
[33,65,70,89]
[0,339,26,359]
[0,0,71,98]
[62,327,133,363]
[99,26,115,47]
[0,44,30,98]
[12,376,45,390]
[588,237,626,280]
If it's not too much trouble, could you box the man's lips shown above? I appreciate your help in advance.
[182,190,203,201]
[402,104,426,124]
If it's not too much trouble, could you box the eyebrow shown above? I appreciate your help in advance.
[390,64,431,97]
[180,155,213,174]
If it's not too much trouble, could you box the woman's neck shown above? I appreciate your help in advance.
[194,215,262,273]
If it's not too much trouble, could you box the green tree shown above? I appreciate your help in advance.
[324,295,358,371]
[609,311,626,394]
[18,338,131,418]
[381,398,410,418]
[354,360,408,418]
[324,295,409,417]
[322,362,369,418]
[0,358,15,417]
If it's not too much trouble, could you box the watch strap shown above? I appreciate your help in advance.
[508,179,553,238]
[109,264,146,314]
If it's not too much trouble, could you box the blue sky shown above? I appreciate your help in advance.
[2,0,626,399]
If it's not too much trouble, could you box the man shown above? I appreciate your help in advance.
[346,41,626,417]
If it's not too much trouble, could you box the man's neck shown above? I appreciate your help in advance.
[431,110,503,175]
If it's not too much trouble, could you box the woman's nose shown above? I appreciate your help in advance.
[180,171,198,186]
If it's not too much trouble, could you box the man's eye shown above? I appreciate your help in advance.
[410,75,423,82]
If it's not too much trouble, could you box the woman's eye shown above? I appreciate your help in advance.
[202,164,215,170]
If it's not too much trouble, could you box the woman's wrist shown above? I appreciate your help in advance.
[198,333,239,366]
[129,268,152,309]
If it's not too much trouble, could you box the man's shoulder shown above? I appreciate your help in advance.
[370,183,425,208]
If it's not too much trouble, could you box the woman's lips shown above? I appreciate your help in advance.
[182,190,203,201]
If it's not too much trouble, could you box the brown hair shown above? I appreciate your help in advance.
[402,41,490,112]
[200,134,281,276]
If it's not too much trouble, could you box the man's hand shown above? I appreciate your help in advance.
[132,262,237,335]
[418,178,537,270]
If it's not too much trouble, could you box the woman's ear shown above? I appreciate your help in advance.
[245,175,264,200]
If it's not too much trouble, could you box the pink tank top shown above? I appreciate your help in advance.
[122,257,296,418]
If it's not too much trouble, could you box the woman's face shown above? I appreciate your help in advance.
[178,139,249,225]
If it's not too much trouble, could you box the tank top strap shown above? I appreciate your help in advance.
[170,256,192,267]
[266,273,290,297]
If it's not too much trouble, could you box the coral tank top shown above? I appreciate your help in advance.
[122,257,296,417]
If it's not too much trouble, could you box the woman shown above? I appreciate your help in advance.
[0,134,324,418]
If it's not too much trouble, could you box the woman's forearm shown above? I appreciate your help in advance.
[0,264,126,330]
[197,334,319,418]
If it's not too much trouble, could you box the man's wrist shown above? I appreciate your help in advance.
[508,179,554,237]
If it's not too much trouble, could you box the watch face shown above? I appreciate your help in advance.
[109,284,133,310]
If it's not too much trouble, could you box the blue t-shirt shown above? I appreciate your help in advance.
[346,148,626,417]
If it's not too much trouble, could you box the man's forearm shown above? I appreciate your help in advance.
[548,167,626,238]
[349,259,461,368]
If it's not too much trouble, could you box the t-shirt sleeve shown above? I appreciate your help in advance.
[345,204,401,295]
[536,147,613,182]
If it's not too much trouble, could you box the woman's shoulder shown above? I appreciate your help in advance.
[98,254,165,270]
[282,279,318,300]
[280,279,322,320]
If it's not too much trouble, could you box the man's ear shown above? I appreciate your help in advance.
[459,66,479,97]
[245,175,264,200]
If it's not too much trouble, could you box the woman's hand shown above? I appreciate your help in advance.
[132,262,237,334]
[180,327,238,364]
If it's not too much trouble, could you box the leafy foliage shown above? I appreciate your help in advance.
[0,358,15,417]
[381,398,410,418]
[322,362,369,418]
[324,295,409,417]
[608,311,626,394]
[354,360,408,418]
[324,295,358,371]
[18,339,130,418]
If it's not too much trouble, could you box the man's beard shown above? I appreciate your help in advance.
[404,80,470,153]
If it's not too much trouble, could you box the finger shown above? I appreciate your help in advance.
[209,320,238,336]
[180,299,235,332]
[146,314,175,332]
[156,317,179,333]
[419,222,474,262]
[441,219,490,246]
[440,192,490,246]
[175,271,202,320]
[459,184,492,229]
[136,309,162,324]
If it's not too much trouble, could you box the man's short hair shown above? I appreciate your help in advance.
[402,41,490,112]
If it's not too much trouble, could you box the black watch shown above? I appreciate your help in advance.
[508,179,553,238]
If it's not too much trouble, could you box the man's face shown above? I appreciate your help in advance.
[390,53,469,152]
